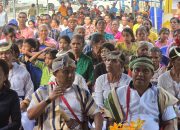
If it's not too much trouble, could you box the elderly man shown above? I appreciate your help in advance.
[105,56,178,130]
[27,54,103,130]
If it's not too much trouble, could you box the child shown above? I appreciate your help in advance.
[29,48,58,86]
[58,35,71,52]
[21,38,42,91]
[155,28,171,48]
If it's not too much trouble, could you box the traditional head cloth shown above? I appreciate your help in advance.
[106,51,125,64]
[129,56,154,72]
[52,54,76,73]
[0,39,12,52]
[169,46,180,59]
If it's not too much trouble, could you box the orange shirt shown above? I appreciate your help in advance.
[58,6,67,17]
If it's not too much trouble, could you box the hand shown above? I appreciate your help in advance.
[20,102,28,112]
[21,49,29,55]
[48,87,66,101]
[42,47,51,52]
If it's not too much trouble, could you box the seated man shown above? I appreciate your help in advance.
[27,54,102,130]
[105,56,178,130]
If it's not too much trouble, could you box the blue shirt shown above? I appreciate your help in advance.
[110,7,118,14]
[60,28,73,39]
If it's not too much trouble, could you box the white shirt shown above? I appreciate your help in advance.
[94,73,131,107]
[8,62,34,100]
[118,24,130,32]
[59,25,69,32]
[116,85,176,130]
[0,11,7,27]
[158,70,180,99]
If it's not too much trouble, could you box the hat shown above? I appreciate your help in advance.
[8,19,18,27]
[52,54,76,73]
[169,46,180,59]
[0,39,12,52]
[129,56,154,72]
[106,51,125,63]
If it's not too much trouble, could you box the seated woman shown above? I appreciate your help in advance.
[0,59,21,130]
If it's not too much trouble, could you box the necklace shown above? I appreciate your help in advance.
[107,73,121,89]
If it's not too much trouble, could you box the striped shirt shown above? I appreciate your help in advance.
[28,84,99,130]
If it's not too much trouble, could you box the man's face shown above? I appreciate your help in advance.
[0,50,13,65]
[68,20,77,31]
[55,66,76,88]
[132,65,153,88]
[149,51,161,69]
[70,38,83,53]
[42,16,51,25]
[105,59,122,73]
[96,20,106,32]
[18,13,27,25]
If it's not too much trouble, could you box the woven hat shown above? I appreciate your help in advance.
[0,39,12,52]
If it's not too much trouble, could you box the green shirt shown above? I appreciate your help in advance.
[76,53,94,83]
[35,60,52,86]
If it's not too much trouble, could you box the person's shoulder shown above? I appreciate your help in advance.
[81,53,92,61]
[121,73,132,80]
[116,85,128,96]
[96,73,107,81]
[158,70,170,80]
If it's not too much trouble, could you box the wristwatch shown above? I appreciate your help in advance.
[45,97,51,105]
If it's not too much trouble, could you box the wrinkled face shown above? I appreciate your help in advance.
[70,38,83,53]
[18,13,27,24]
[105,59,122,73]
[100,47,110,61]
[39,26,48,39]
[96,20,106,32]
[132,65,153,88]
[111,21,119,31]
[54,66,75,88]
[170,19,179,31]
[0,50,12,65]
[59,39,69,51]
[149,51,161,69]
[44,54,54,68]
[68,20,77,30]
[0,66,6,89]
[136,30,148,41]
[137,46,149,56]
[160,31,169,40]
[122,31,132,43]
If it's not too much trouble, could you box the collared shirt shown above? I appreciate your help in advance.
[28,84,99,130]
[94,73,131,107]
[60,28,73,39]
[158,70,180,99]
[76,53,94,83]
[0,11,7,27]
[17,27,34,39]
[8,62,34,100]
[116,84,176,130]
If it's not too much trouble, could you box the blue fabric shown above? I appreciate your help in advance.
[110,7,118,14]
[26,61,42,91]
[60,28,73,39]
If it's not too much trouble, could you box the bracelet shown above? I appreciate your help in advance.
[45,98,51,105]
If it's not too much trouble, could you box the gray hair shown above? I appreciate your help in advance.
[38,24,49,31]
[73,26,85,34]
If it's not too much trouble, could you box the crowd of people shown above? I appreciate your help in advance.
[0,1,180,130]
